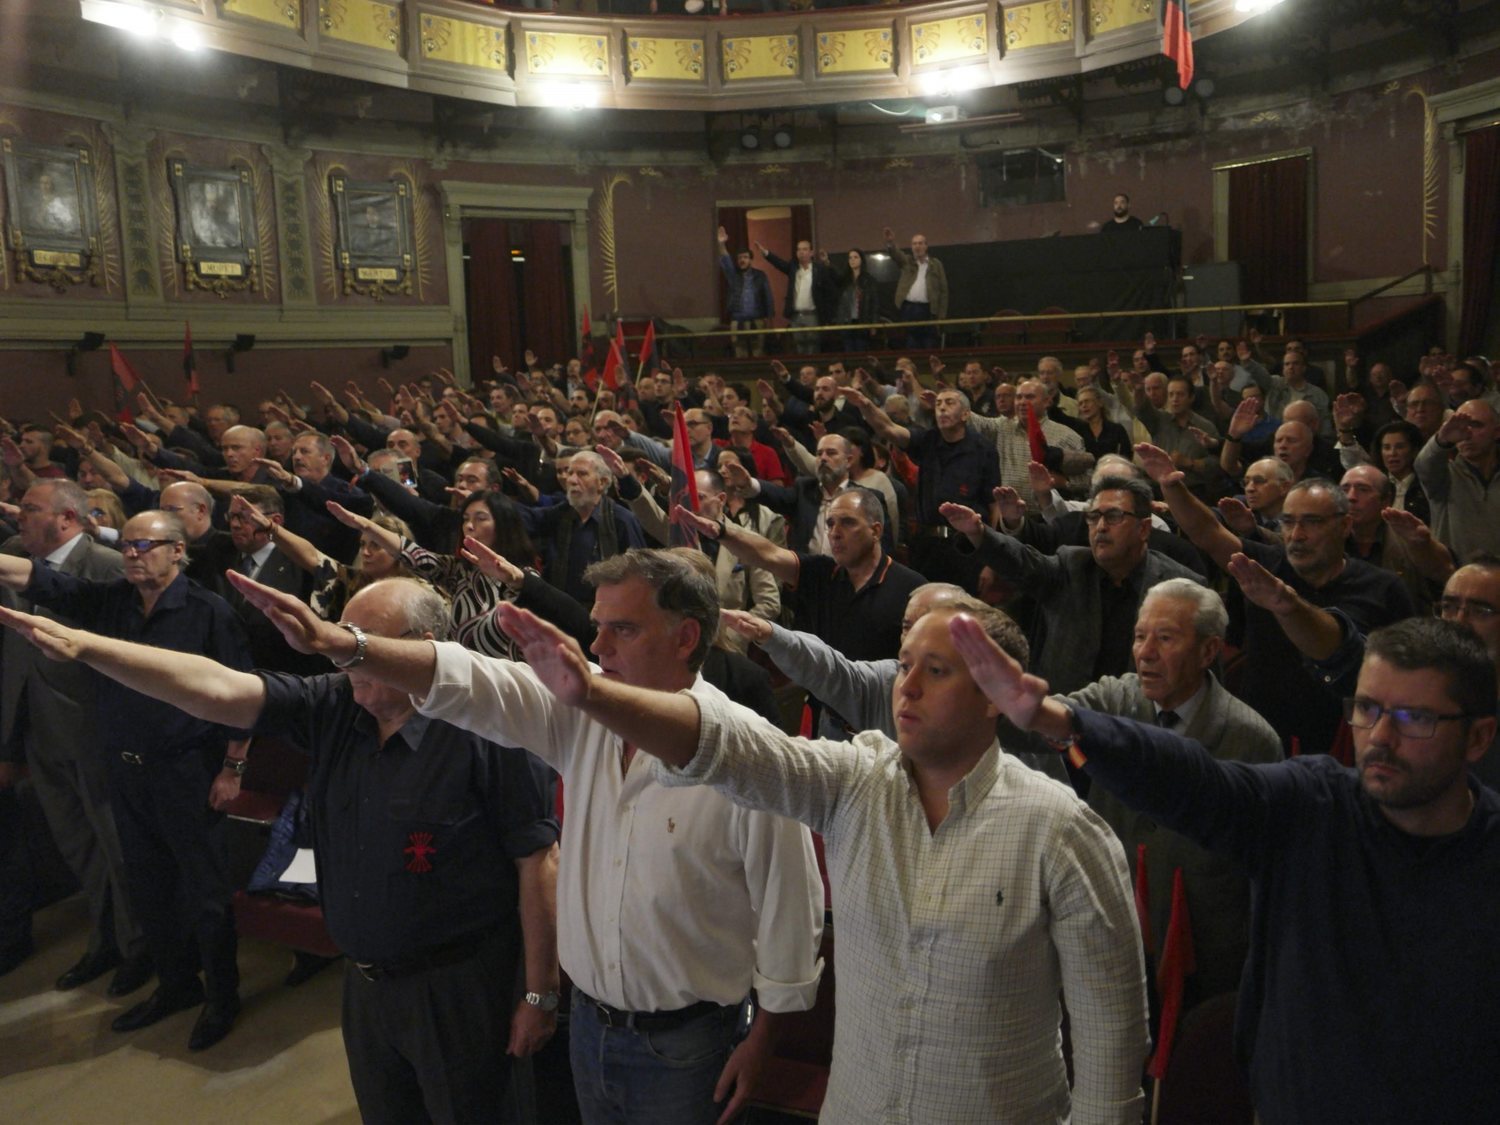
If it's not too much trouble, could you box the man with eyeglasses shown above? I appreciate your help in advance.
[938,475,1204,700]
[1139,444,1416,756]
[0,509,252,1051]
[954,610,1500,1125]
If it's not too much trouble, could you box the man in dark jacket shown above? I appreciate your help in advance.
[717,226,773,358]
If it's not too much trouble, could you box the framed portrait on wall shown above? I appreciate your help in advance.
[331,174,413,298]
[2,138,100,290]
[169,161,260,296]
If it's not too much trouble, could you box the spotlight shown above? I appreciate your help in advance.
[1193,76,1216,99]
[65,331,106,378]
[772,127,792,149]
[1163,85,1186,106]
[381,345,411,369]
[169,22,204,52]
[225,333,255,373]
[740,128,761,151]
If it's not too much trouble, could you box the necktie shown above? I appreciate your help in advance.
[1156,710,1180,730]
[239,554,256,577]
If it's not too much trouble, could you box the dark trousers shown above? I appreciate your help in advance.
[109,748,237,1003]
[0,785,33,952]
[341,930,518,1125]
[899,299,937,349]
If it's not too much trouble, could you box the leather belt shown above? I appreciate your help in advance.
[352,930,493,983]
[582,993,733,1033]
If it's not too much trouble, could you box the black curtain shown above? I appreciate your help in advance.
[1459,125,1500,356]
[520,221,570,368]
[1228,156,1309,327]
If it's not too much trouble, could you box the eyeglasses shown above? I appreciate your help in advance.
[1275,514,1335,532]
[1342,697,1476,739]
[1436,597,1499,622]
[119,538,174,556]
[1084,508,1138,527]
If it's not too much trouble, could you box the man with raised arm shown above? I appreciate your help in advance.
[950,609,1500,1125]
[216,547,823,1125]
[0,578,561,1122]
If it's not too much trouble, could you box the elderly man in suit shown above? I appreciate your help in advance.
[224,490,321,676]
[1063,578,1283,1007]
[940,475,1206,699]
[0,479,150,993]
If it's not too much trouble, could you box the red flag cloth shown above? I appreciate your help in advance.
[636,320,657,381]
[600,340,623,391]
[1161,0,1194,90]
[1024,403,1048,465]
[1147,868,1197,1080]
[1134,844,1155,957]
[668,402,702,548]
[183,322,200,397]
[109,342,140,391]
[580,306,597,376]
[614,318,626,362]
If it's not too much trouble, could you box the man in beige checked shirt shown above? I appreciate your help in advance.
[488,596,1150,1123]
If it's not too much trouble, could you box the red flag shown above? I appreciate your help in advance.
[1147,869,1197,1080]
[636,320,657,382]
[580,306,597,376]
[1024,403,1048,465]
[183,322,200,397]
[669,402,702,548]
[1161,0,1194,90]
[614,318,627,368]
[1134,844,1155,958]
[109,342,140,392]
[600,339,623,391]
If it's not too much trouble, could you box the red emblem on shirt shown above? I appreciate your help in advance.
[404,832,436,873]
[957,483,970,496]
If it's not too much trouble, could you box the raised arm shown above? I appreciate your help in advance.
[674,504,799,587]
[843,386,910,448]
[0,605,267,729]
[1225,552,1344,660]
[229,493,321,576]
[729,611,893,733]
[1135,443,1242,571]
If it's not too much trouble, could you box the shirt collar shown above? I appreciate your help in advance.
[43,531,86,568]
[1154,677,1209,731]
[247,541,277,568]
[946,739,1003,815]
[142,570,191,612]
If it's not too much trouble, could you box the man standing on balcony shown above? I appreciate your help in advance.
[883,226,948,350]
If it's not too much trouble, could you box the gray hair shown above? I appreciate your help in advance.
[1250,458,1294,484]
[585,548,719,671]
[569,450,612,485]
[364,577,452,642]
[1089,475,1154,519]
[1288,477,1350,516]
[31,478,90,518]
[840,486,887,527]
[1143,578,1228,640]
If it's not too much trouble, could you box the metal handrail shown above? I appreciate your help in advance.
[1347,265,1436,318]
[650,300,1354,341]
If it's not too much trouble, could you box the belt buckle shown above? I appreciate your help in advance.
[120,751,144,766]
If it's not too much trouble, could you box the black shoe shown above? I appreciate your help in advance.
[0,937,34,979]
[56,948,122,991]
[107,955,154,998]
[111,982,205,1033]
[283,952,336,988]
[187,996,241,1051]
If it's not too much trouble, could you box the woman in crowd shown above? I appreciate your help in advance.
[1075,384,1133,462]
[831,247,881,354]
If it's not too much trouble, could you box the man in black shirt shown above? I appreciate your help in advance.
[0,510,252,1051]
[1099,192,1144,233]
[0,577,560,1122]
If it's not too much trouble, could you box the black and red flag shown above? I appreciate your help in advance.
[183,321,200,398]
[668,401,702,548]
[580,305,598,378]
[1147,868,1197,1081]
[108,342,140,423]
[1162,0,1195,90]
[635,320,658,382]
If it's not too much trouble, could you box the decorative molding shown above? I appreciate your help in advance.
[103,122,162,305]
[266,145,316,306]
[721,34,801,82]
[913,12,989,64]
[595,172,630,311]
[524,31,610,77]
[815,28,895,76]
[221,0,303,32]
[319,0,401,52]
[627,36,707,83]
[421,14,508,71]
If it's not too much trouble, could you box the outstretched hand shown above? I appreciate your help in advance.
[948,613,1050,730]
[672,504,721,539]
[226,571,343,656]
[493,604,592,707]
[0,605,86,662]
[1216,496,1257,537]
[938,501,986,544]
[720,608,773,646]
[1225,551,1299,615]
[460,536,525,589]
[1134,442,1183,486]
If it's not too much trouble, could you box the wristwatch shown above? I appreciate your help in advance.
[222,758,249,777]
[331,621,368,669]
[524,989,561,1013]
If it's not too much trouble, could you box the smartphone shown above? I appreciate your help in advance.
[397,458,418,490]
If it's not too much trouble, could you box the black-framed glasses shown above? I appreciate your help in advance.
[119,538,174,557]
[1436,597,1499,622]
[1084,508,1138,527]
[1342,697,1476,739]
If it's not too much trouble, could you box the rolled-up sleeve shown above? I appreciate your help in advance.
[415,641,566,769]
[737,804,824,1013]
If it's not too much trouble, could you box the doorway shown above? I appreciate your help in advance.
[462,218,574,376]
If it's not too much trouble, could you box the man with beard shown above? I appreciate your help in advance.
[957,610,1500,1125]
[1099,191,1144,233]
[716,225,773,358]
[520,451,646,607]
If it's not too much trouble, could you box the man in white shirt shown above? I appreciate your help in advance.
[884,227,949,350]
[758,237,835,354]
[222,548,824,1125]
[482,597,1150,1124]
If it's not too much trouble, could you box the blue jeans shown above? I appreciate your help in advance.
[569,993,742,1125]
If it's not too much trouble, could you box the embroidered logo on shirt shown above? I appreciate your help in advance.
[995,889,1004,906]
[667,818,676,834]
[404,832,436,873]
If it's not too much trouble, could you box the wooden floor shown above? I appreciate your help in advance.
[0,895,359,1125]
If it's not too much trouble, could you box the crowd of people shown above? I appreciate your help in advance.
[0,324,1498,1124]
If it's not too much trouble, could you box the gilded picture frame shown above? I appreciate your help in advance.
[331,174,413,298]
[169,160,261,297]
[2,138,100,291]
